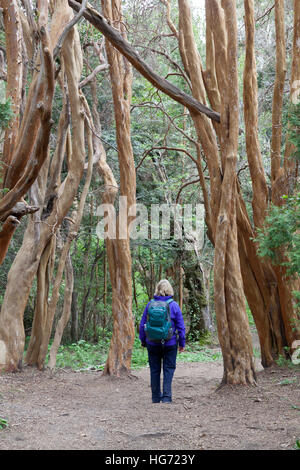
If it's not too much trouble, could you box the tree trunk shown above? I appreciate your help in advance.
[270,0,286,184]
[0,5,86,371]
[48,251,74,370]
[0,0,23,171]
[68,0,220,123]
[182,235,213,339]
[184,261,209,341]
[0,0,54,265]
[0,219,48,371]
[177,0,256,384]
[25,237,56,366]
[29,55,93,370]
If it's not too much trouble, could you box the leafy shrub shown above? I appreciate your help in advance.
[0,99,14,128]
[0,418,8,430]
[42,335,222,371]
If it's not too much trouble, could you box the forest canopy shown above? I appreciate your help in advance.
[0,0,299,385]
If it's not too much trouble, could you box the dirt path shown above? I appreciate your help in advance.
[0,356,299,451]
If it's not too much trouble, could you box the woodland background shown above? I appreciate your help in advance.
[0,0,299,385]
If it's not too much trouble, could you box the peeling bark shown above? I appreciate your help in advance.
[0,0,23,171]
[243,0,268,228]
[100,0,136,376]
[178,0,256,384]
[0,4,86,372]
[270,0,286,184]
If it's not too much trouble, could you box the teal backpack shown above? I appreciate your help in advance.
[145,298,174,343]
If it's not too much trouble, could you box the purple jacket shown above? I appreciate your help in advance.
[139,295,186,348]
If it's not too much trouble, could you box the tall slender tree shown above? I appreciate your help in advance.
[100,0,136,375]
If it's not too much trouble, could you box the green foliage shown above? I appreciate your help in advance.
[246,301,255,326]
[279,378,297,386]
[45,338,110,371]
[77,19,102,44]
[0,98,14,128]
[178,343,222,363]
[255,193,300,275]
[131,337,149,369]
[0,418,8,430]
[275,352,300,369]
[286,103,300,162]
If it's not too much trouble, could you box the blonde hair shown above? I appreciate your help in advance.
[154,279,174,297]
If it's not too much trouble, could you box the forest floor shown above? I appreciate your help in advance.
[0,335,299,451]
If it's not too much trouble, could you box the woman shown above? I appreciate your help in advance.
[139,279,186,403]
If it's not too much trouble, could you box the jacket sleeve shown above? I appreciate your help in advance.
[173,303,186,348]
[139,303,149,345]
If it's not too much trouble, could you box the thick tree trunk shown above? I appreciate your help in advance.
[215,188,256,385]
[0,0,54,266]
[0,220,47,371]
[0,0,23,171]
[184,261,210,341]
[243,0,268,229]
[237,0,300,367]
[100,0,136,376]
[236,210,285,367]
[178,0,256,384]
[48,252,74,369]
[270,0,286,184]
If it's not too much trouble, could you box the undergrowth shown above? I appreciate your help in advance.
[40,336,222,372]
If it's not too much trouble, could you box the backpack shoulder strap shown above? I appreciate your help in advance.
[166,298,174,305]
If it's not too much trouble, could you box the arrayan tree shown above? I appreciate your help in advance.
[162,0,300,380]
[0,0,54,265]
[68,0,300,384]
[0,0,89,371]
[0,0,299,385]
[0,0,136,374]
[99,0,136,375]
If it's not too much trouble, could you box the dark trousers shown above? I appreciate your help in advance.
[146,343,178,403]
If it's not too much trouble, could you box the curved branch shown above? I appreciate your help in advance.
[0,34,54,217]
[131,100,197,145]
[136,145,198,171]
[175,178,200,204]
